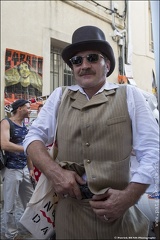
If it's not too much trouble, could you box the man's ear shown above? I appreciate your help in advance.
[106,60,111,72]
[18,106,23,112]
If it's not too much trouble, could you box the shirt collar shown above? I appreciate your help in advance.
[68,81,119,96]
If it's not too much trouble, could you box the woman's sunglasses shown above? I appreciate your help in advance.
[69,53,105,66]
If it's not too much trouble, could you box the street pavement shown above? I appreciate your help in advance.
[0,198,36,240]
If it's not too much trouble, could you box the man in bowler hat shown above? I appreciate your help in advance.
[24,26,159,239]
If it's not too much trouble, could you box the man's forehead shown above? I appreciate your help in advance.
[19,63,29,68]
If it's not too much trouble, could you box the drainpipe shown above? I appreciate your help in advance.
[110,1,116,31]
[126,1,132,65]
[110,1,127,82]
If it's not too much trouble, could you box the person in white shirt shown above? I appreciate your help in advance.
[23,26,159,239]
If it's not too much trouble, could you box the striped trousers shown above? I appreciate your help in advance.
[55,197,149,239]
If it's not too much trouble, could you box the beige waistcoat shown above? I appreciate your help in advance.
[55,86,149,238]
[57,86,132,194]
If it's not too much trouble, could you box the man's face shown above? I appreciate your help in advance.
[20,103,31,118]
[18,63,31,78]
[71,50,110,89]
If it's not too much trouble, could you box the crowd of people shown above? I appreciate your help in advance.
[1,25,159,239]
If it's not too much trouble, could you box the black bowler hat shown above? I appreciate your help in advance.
[11,99,29,112]
[62,25,115,77]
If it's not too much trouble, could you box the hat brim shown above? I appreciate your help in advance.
[62,40,115,77]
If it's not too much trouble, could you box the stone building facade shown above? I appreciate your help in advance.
[1,0,156,118]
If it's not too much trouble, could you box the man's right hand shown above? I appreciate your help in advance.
[27,140,86,199]
[46,166,86,200]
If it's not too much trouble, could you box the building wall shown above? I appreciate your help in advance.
[128,1,155,92]
[1,0,156,119]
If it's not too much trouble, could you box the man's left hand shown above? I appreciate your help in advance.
[89,188,131,222]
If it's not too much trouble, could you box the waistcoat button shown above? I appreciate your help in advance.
[85,142,90,146]
[87,159,91,163]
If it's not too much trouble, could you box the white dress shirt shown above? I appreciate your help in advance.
[23,82,159,192]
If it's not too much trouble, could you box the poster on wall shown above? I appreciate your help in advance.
[4,48,43,111]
